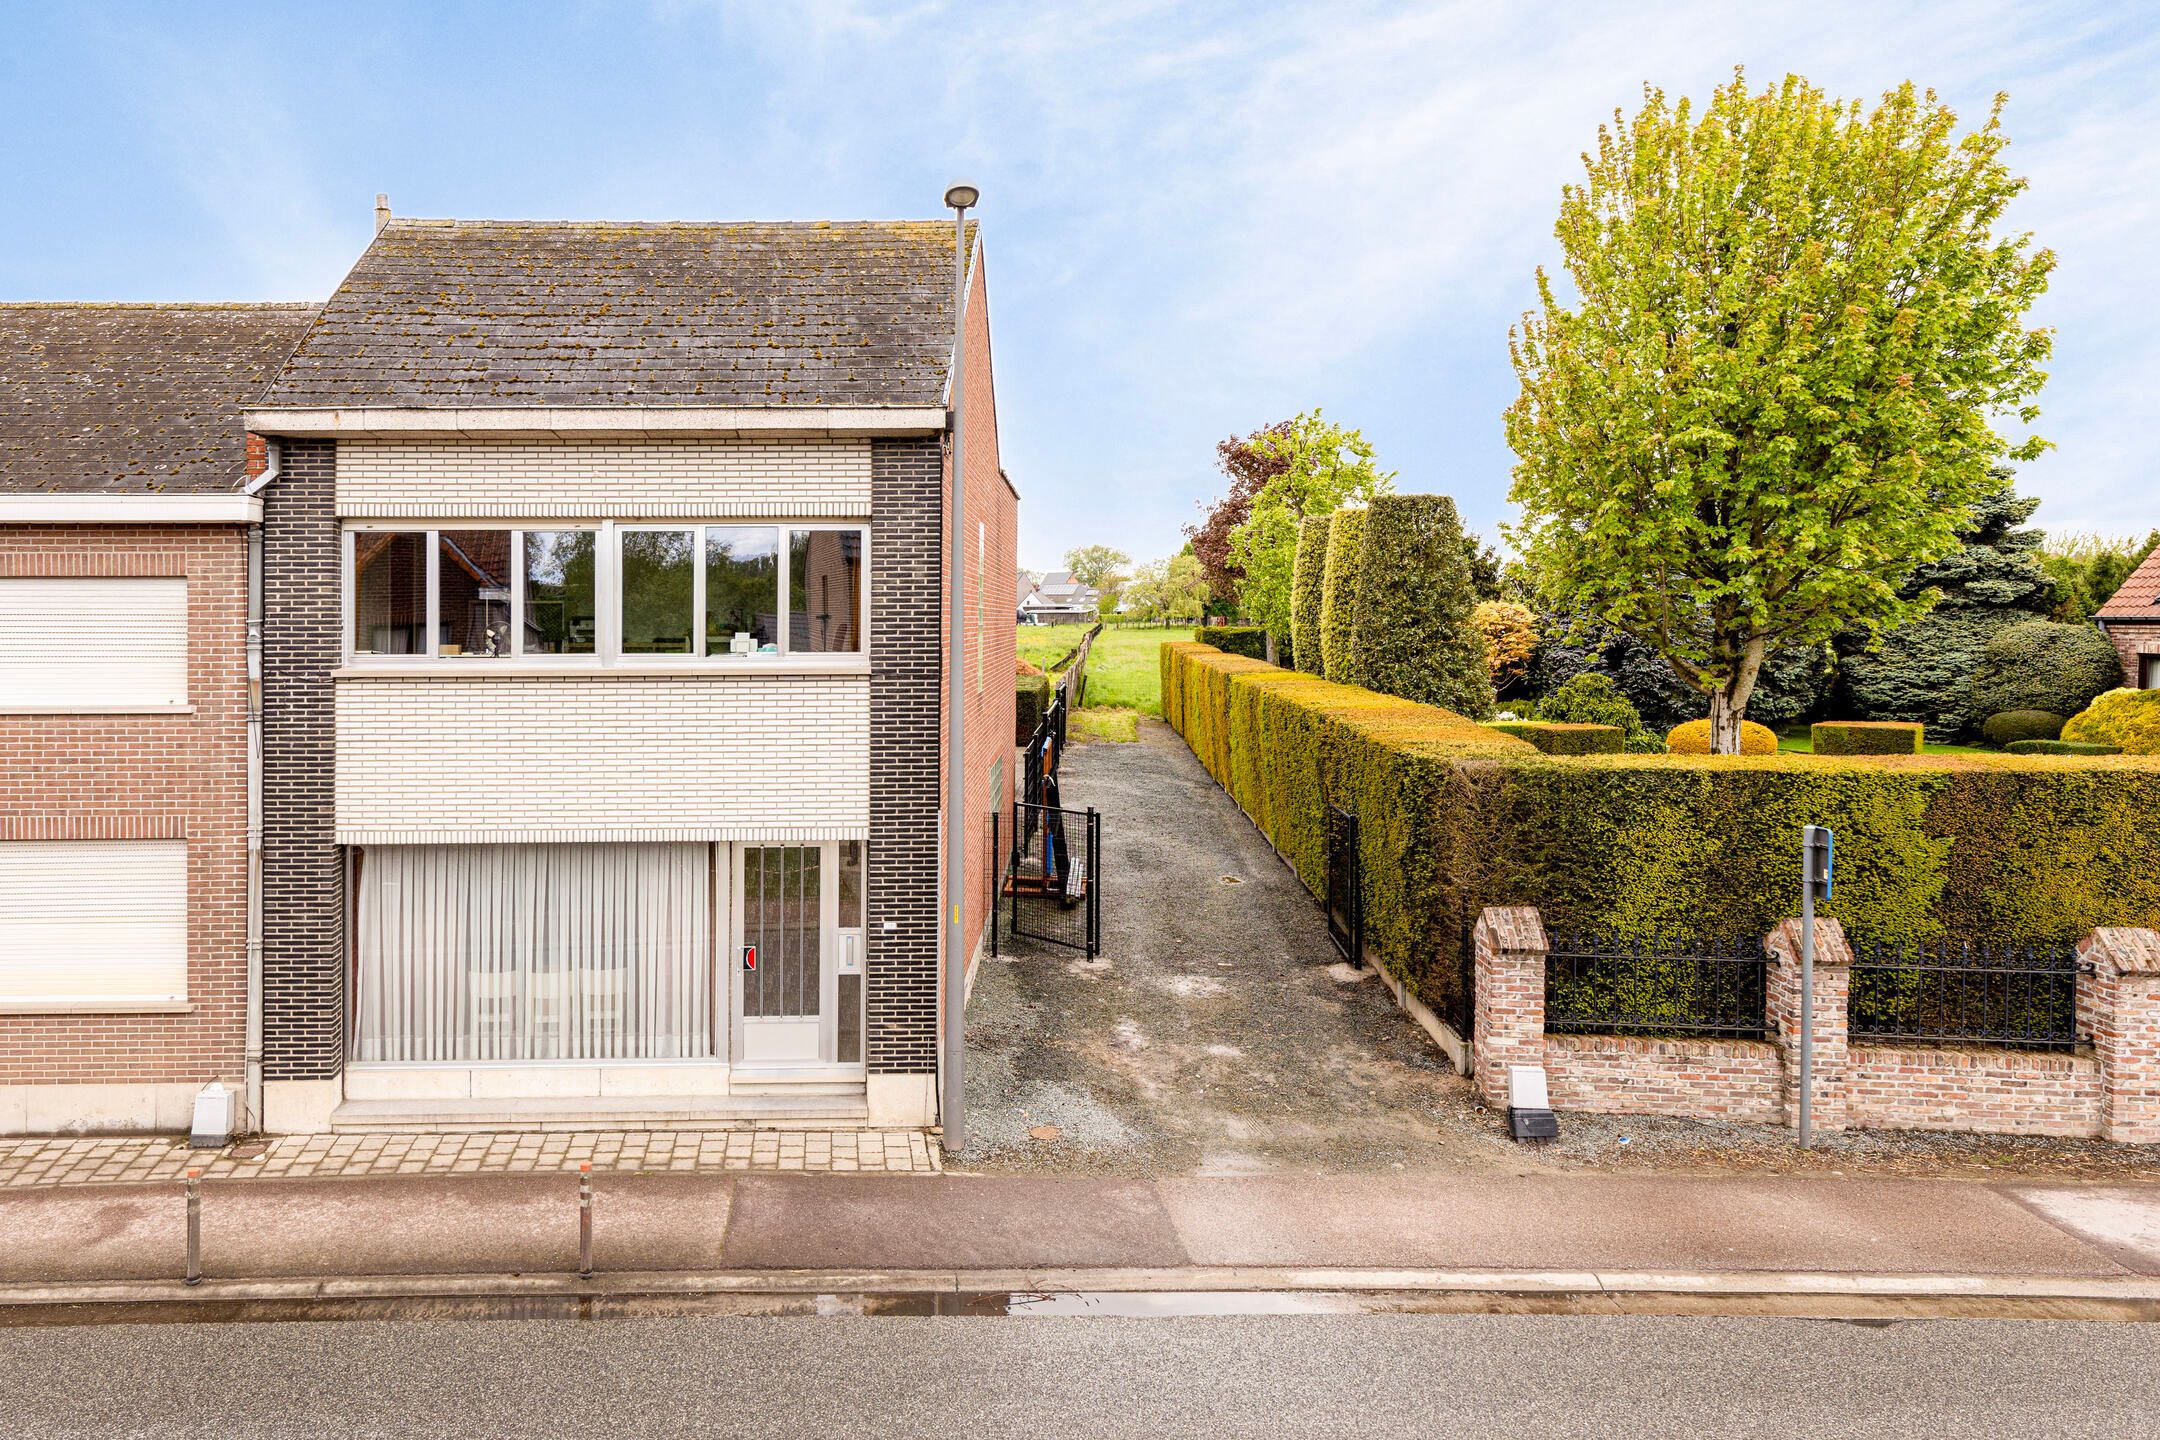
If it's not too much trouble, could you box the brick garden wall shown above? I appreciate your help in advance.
[0,524,249,1087]
[1473,907,2160,1143]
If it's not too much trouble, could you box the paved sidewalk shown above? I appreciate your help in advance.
[3,1168,2157,1291]
[0,1129,939,1189]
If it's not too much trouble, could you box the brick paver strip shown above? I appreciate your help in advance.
[0,1131,940,1188]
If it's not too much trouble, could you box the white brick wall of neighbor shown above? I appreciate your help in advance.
[337,438,872,517]
[335,675,869,842]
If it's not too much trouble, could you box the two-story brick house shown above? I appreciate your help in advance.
[1,303,316,1134]
[245,217,1016,1133]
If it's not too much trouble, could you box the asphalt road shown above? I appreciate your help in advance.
[1,1312,2154,1438]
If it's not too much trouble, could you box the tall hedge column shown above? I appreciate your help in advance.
[2081,927,2160,1144]
[1472,907,1549,1108]
[1766,916,1853,1133]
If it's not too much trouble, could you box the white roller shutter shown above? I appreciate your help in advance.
[0,841,188,1004]
[0,577,188,708]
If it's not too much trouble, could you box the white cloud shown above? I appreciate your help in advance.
[681,1,2160,561]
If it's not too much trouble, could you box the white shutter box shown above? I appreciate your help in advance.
[0,577,188,709]
[0,841,189,1005]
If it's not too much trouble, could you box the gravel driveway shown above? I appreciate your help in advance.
[960,718,1488,1177]
[958,718,2159,1183]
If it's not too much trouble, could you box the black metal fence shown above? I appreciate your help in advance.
[1324,805,1362,965]
[1545,933,1770,1040]
[1848,939,2084,1050]
[992,801,1101,956]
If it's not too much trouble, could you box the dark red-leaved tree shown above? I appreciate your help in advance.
[1187,421,1293,602]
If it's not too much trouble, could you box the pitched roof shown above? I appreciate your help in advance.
[0,303,317,493]
[259,219,976,410]
[2097,547,2160,621]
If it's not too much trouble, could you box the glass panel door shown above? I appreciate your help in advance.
[735,844,832,1064]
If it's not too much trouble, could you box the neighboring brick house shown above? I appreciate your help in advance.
[246,216,1016,1133]
[0,303,316,1134]
[2095,547,2160,689]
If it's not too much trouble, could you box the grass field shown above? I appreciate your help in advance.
[1014,622,1177,717]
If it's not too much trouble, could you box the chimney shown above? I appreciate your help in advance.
[374,193,391,235]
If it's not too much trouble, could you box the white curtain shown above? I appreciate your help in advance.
[354,843,712,1063]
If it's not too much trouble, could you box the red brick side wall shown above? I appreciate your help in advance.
[2100,620,2160,688]
[0,525,249,1085]
[1472,906,2160,1144]
[951,247,1018,973]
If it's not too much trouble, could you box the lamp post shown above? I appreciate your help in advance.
[942,181,978,1155]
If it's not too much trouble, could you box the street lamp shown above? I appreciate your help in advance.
[942,180,976,1155]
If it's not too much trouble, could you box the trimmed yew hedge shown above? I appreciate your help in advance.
[1290,513,1331,677]
[1194,625,1267,660]
[1487,721,1625,755]
[1318,508,1367,684]
[1811,721,1923,756]
[1162,640,2160,1017]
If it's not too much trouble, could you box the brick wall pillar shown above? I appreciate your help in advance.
[1766,916,1853,1133]
[1472,906,1548,1108]
[2080,927,2160,1144]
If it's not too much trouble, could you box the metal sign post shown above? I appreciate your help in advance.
[1798,825,1834,1148]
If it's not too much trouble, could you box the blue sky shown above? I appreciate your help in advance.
[4,2,2155,571]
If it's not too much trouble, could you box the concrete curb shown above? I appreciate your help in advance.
[4,1266,2157,1323]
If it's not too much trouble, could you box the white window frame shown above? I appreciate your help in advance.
[0,839,191,1013]
[340,519,870,672]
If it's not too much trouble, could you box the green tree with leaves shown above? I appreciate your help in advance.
[1506,71,2054,752]
[1226,410,1393,659]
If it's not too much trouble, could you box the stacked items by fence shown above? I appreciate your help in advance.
[1158,639,2160,1047]
[1471,908,2160,1141]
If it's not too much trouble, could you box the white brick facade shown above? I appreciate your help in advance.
[334,675,868,843]
[337,438,873,518]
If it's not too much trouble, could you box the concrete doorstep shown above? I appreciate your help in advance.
[2,1172,2157,1323]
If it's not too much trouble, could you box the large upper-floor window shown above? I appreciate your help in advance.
[346,521,863,663]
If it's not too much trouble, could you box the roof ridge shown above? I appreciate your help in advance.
[0,301,320,311]
[384,217,964,230]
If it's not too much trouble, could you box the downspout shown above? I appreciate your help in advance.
[241,440,280,1133]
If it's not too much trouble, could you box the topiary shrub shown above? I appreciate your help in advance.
[1289,514,1331,677]
[2005,739,2122,756]
[1195,625,1267,660]
[1349,494,1495,718]
[1623,732,1670,754]
[1486,721,1625,755]
[1981,710,2066,747]
[1319,508,1367,685]
[1666,718,1778,755]
[2062,688,2160,755]
[1473,600,1538,696]
[1970,620,2125,721]
[1537,672,1646,737]
[1811,721,1923,756]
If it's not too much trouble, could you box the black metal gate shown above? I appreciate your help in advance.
[992,800,1100,956]
[1324,804,1362,964]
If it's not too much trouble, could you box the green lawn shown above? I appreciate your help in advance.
[1775,727,1994,757]
[1015,621,1177,716]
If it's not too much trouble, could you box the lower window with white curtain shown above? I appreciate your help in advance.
[352,842,714,1064]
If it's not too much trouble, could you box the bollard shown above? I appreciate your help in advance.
[578,1162,593,1279]
[184,1168,202,1286]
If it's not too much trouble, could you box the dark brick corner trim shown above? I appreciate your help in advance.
[867,436,942,1074]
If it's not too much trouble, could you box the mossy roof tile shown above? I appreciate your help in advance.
[0,303,318,493]
[259,219,976,410]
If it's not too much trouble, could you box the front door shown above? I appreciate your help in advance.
[731,842,864,1067]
